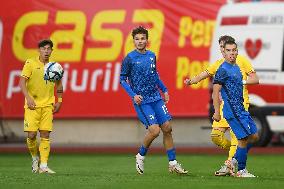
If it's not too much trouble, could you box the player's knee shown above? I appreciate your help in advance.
[39,130,50,139]
[211,129,230,150]
[161,122,172,135]
[148,126,160,138]
[211,129,223,143]
[249,134,259,143]
[27,132,37,139]
[238,137,249,147]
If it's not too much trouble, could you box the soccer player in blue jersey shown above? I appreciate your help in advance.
[212,40,259,177]
[120,26,188,175]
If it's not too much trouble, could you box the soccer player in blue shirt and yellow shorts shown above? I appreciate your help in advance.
[185,36,259,176]
[19,39,63,174]
[212,40,259,177]
[120,26,188,175]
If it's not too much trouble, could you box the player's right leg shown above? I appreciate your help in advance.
[211,102,238,176]
[211,127,230,150]
[211,126,231,176]
[24,108,40,173]
[211,102,231,151]
[134,103,160,174]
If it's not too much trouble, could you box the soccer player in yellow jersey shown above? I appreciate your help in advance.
[19,39,63,174]
[184,36,259,176]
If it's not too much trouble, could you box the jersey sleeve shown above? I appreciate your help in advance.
[206,59,223,76]
[157,76,168,93]
[120,55,136,98]
[239,55,255,75]
[213,67,228,85]
[21,60,32,79]
[154,56,168,93]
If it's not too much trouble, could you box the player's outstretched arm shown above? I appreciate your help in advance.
[212,84,222,122]
[243,72,259,85]
[184,71,210,85]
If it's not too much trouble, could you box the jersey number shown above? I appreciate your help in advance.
[162,105,168,114]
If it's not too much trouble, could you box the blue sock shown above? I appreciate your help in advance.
[247,143,253,153]
[138,145,148,156]
[167,148,176,161]
[235,146,248,171]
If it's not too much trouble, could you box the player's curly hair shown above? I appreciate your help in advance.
[132,26,148,39]
[218,35,235,44]
[38,39,53,48]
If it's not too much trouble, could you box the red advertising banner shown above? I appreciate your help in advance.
[0,0,225,118]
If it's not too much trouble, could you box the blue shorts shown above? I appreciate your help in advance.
[227,114,258,140]
[134,100,172,128]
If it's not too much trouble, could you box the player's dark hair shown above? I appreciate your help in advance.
[38,39,53,48]
[223,40,237,48]
[132,26,148,39]
[218,35,235,44]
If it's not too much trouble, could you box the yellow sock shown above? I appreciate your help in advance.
[26,138,38,158]
[228,129,238,160]
[39,138,50,164]
[211,128,231,150]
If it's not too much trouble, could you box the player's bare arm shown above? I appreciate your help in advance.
[19,76,36,110]
[184,71,210,85]
[164,92,169,104]
[243,72,259,85]
[53,79,63,113]
[212,84,222,122]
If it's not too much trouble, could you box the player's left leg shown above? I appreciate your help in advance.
[38,107,55,174]
[160,121,188,174]
[227,116,257,177]
[154,100,188,174]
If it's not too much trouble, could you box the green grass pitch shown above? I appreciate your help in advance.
[0,153,284,189]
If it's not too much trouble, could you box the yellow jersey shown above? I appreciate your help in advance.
[206,55,255,109]
[21,57,55,108]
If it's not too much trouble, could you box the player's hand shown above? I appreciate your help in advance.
[134,95,143,105]
[184,78,192,86]
[26,96,36,110]
[164,92,169,104]
[212,112,221,122]
[53,102,62,113]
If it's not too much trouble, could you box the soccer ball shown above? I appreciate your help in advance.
[44,62,64,82]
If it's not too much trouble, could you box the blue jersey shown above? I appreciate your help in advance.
[120,50,167,104]
[213,62,248,119]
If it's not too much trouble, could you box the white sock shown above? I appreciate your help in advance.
[136,153,145,160]
[32,156,38,161]
[40,163,47,168]
[169,160,177,166]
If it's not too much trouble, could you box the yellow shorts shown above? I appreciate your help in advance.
[212,101,249,128]
[24,106,53,132]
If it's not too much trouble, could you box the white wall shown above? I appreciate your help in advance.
[0,118,214,146]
